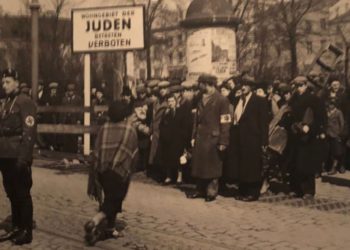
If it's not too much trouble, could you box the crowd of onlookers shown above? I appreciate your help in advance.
[9,72,350,201]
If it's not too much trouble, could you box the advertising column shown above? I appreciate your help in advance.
[186,27,237,84]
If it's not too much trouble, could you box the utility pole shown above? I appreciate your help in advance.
[30,0,40,103]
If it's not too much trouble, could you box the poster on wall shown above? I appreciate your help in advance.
[186,27,236,83]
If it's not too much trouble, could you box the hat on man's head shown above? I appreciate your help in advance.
[136,84,147,94]
[108,100,131,123]
[198,74,217,86]
[67,83,76,91]
[147,79,160,89]
[241,75,256,86]
[278,83,291,95]
[292,76,308,85]
[169,84,184,94]
[122,86,132,96]
[2,68,18,80]
[158,80,170,89]
[181,80,195,90]
[49,82,59,89]
[20,82,29,89]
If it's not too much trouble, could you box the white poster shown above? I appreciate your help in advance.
[186,27,237,83]
[72,6,145,53]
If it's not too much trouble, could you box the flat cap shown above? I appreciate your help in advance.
[67,83,76,90]
[2,68,18,80]
[49,82,59,89]
[181,80,196,90]
[158,80,170,89]
[147,79,160,88]
[20,82,29,89]
[136,84,147,94]
[169,85,184,94]
[292,76,308,85]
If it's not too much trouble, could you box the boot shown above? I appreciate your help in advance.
[0,227,20,242]
[11,229,32,245]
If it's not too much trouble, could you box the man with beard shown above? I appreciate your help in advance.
[188,74,231,202]
[227,77,269,202]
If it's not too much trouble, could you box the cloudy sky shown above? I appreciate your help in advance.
[0,0,190,18]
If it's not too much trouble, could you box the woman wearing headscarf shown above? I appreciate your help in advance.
[84,100,139,246]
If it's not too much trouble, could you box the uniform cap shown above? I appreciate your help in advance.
[2,68,18,80]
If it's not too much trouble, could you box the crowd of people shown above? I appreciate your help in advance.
[115,73,350,203]
[2,67,350,246]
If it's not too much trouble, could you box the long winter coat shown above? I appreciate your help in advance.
[227,94,269,183]
[191,91,231,179]
[288,90,327,175]
[148,99,168,165]
[157,104,191,167]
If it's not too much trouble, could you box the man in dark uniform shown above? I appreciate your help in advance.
[0,69,37,245]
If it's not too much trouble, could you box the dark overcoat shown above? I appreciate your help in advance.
[288,90,327,175]
[157,103,191,167]
[148,99,167,165]
[191,91,231,179]
[227,94,269,183]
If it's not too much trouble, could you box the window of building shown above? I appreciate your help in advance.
[305,20,312,33]
[154,68,162,78]
[320,39,327,49]
[307,41,313,54]
[178,34,182,42]
[178,51,183,62]
[154,46,162,60]
[139,69,146,80]
[320,18,327,30]
[169,53,173,64]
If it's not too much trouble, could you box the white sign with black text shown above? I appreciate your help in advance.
[72,5,145,53]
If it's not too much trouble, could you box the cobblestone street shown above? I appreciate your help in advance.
[1,159,350,249]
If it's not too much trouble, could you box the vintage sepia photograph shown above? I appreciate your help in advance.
[0,0,350,249]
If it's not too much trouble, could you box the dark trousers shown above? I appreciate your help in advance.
[290,172,315,196]
[98,170,130,228]
[238,182,261,198]
[196,178,219,198]
[0,159,33,231]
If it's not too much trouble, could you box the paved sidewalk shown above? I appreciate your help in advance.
[0,159,350,249]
